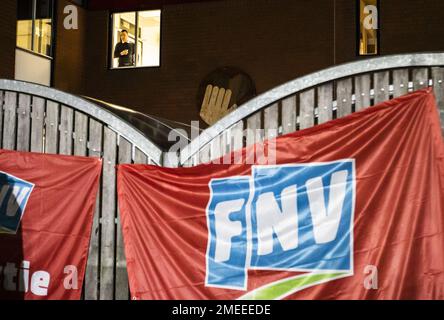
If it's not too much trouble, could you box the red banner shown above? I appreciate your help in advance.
[0,150,101,300]
[118,89,444,300]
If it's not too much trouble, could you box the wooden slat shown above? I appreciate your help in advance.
[198,143,210,164]
[134,147,148,164]
[2,92,17,150]
[317,83,333,124]
[299,90,315,129]
[336,78,353,118]
[231,121,244,164]
[373,71,390,104]
[74,112,88,156]
[0,91,3,145]
[432,67,444,135]
[17,94,31,152]
[246,112,261,146]
[45,101,59,154]
[115,137,131,300]
[281,95,296,134]
[210,134,222,163]
[85,119,102,300]
[264,103,279,139]
[392,69,409,98]
[412,68,429,90]
[354,74,371,111]
[59,106,74,155]
[30,97,45,153]
[100,127,117,300]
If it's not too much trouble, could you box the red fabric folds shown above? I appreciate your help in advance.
[118,89,444,300]
[0,150,102,300]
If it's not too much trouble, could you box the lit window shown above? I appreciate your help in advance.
[358,0,379,56]
[17,0,53,57]
[110,10,161,68]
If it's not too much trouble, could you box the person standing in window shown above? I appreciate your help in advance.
[114,30,135,67]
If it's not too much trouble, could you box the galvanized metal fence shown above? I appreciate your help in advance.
[1,53,444,300]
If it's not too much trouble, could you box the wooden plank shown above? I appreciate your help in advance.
[281,95,296,134]
[134,147,148,164]
[30,97,45,153]
[115,137,131,300]
[264,103,279,139]
[198,143,210,164]
[317,83,333,124]
[85,119,102,300]
[45,100,59,154]
[0,91,3,145]
[336,78,353,118]
[210,134,222,163]
[100,127,117,300]
[354,74,371,111]
[231,121,244,164]
[373,71,390,104]
[74,112,88,156]
[59,106,74,155]
[2,92,17,150]
[299,90,315,130]
[246,112,261,146]
[16,94,32,152]
[412,68,429,90]
[432,67,444,135]
[392,69,409,98]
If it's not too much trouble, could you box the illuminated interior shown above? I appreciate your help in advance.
[111,10,161,68]
[359,0,378,55]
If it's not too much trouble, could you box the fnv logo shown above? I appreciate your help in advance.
[0,171,34,234]
[205,160,356,299]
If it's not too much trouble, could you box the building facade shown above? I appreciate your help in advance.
[1,0,444,126]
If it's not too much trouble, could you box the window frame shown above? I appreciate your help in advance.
[16,0,56,59]
[356,0,380,57]
[108,9,162,70]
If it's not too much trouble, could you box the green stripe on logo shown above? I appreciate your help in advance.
[239,272,350,300]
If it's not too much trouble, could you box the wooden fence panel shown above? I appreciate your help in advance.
[412,68,429,90]
[85,119,103,300]
[59,106,74,155]
[17,94,31,152]
[336,78,353,118]
[281,95,296,134]
[74,112,88,156]
[299,90,315,130]
[134,147,148,164]
[392,69,409,98]
[354,74,371,111]
[231,121,244,164]
[2,92,17,150]
[317,83,333,124]
[100,127,117,300]
[264,103,279,139]
[198,143,210,164]
[30,97,45,153]
[432,67,444,134]
[373,71,390,104]
[45,101,60,154]
[116,137,131,300]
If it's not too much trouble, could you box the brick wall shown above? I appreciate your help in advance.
[53,0,88,94]
[82,0,338,125]
[3,0,444,125]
